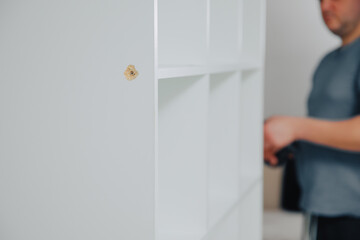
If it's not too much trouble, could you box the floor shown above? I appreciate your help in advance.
[263,210,304,240]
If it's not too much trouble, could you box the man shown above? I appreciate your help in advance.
[264,0,360,239]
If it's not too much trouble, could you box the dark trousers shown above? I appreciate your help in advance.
[315,215,360,240]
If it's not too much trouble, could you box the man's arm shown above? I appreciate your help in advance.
[263,115,360,164]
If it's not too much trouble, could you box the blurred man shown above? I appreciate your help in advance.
[264,0,360,239]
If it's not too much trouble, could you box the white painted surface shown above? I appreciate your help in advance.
[209,0,240,64]
[239,70,263,178]
[156,0,266,238]
[0,1,155,239]
[208,72,240,228]
[238,181,263,240]
[242,0,264,63]
[0,0,265,239]
[158,76,208,237]
[158,62,260,79]
[204,179,262,240]
[158,0,207,66]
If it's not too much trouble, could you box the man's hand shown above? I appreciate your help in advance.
[263,116,301,166]
[263,114,360,166]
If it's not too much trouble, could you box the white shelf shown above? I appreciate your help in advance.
[208,64,241,74]
[203,177,262,240]
[238,59,261,71]
[158,65,208,79]
[158,0,207,65]
[157,75,209,236]
[158,61,260,79]
[0,0,265,239]
[157,231,206,240]
[207,72,240,228]
[238,175,262,200]
[209,0,240,65]
[241,0,264,62]
[207,176,262,238]
[208,194,238,230]
[204,205,240,240]
[156,0,265,239]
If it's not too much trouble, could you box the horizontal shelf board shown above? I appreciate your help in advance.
[238,60,261,71]
[238,175,262,200]
[157,231,205,240]
[208,64,240,75]
[157,61,260,79]
[211,176,261,227]
[208,193,238,229]
[158,65,208,79]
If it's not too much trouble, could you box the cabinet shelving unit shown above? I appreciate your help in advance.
[0,0,264,239]
[156,0,265,239]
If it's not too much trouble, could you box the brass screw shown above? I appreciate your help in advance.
[124,65,139,81]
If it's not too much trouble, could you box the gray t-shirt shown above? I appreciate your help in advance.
[294,36,360,217]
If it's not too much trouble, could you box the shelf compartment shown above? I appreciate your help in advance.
[158,0,207,66]
[239,70,263,178]
[157,75,209,238]
[238,175,262,201]
[207,72,240,229]
[158,62,260,79]
[241,0,264,62]
[238,180,262,240]
[203,203,240,240]
[209,0,240,65]
[202,177,261,240]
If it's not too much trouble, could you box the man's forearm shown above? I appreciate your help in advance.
[295,115,360,152]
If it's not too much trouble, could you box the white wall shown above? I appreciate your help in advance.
[263,0,340,209]
[264,0,340,119]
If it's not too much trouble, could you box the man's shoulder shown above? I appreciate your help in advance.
[321,48,338,61]
[312,48,339,80]
[315,48,340,69]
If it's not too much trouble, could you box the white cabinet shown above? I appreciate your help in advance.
[0,0,265,239]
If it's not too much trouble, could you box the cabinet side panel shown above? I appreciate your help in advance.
[0,1,155,239]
